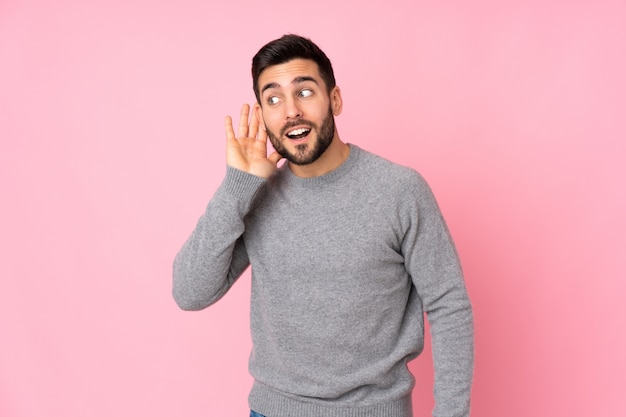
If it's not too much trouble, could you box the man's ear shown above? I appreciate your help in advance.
[331,86,343,116]
[254,103,266,131]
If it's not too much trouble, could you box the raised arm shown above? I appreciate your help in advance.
[172,104,282,310]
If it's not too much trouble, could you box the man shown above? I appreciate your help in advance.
[173,34,474,417]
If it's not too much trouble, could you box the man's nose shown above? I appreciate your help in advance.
[284,97,302,119]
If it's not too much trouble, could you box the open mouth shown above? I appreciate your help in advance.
[286,127,311,140]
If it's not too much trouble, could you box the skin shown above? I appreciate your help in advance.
[224,59,349,179]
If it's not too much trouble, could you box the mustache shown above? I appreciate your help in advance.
[280,119,315,137]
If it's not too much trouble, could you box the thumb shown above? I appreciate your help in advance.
[267,151,283,166]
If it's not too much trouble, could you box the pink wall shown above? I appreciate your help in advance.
[1,1,625,416]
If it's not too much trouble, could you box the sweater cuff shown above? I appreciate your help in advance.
[218,166,267,207]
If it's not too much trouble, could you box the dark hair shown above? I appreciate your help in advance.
[252,34,336,104]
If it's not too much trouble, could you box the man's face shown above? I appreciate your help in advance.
[255,59,342,166]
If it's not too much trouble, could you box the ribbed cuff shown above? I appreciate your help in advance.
[222,166,266,197]
[214,166,267,215]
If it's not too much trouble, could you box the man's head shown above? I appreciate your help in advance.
[252,34,336,104]
[251,35,343,169]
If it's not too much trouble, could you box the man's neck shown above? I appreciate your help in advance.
[288,135,350,178]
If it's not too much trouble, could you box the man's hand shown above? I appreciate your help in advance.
[225,104,282,179]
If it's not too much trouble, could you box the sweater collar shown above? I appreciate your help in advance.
[280,144,361,188]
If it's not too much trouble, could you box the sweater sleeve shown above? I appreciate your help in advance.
[401,172,474,417]
[172,166,266,311]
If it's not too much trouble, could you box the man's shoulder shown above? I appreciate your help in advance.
[354,145,426,186]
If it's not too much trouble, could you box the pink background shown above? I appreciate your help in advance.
[1,1,625,416]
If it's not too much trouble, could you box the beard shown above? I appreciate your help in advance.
[266,106,335,166]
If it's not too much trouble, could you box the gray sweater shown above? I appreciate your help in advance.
[173,145,474,417]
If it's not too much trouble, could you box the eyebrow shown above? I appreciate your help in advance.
[260,76,319,94]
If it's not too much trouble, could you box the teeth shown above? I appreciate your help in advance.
[287,128,310,137]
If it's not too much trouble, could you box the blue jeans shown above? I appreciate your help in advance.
[250,411,266,417]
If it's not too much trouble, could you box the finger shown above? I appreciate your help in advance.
[253,104,267,142]
[257,121,268,142]
[224,116,235,141]
[249,108,259,139]
[267,151,283,165]
[238,104,250,139]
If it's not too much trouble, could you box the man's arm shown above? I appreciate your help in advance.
[403,172,474,417]
[172,167,264,310]
[172,104,282,310]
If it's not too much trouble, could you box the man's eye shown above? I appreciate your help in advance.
[267,96,280,105]
[299,89,313,98]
